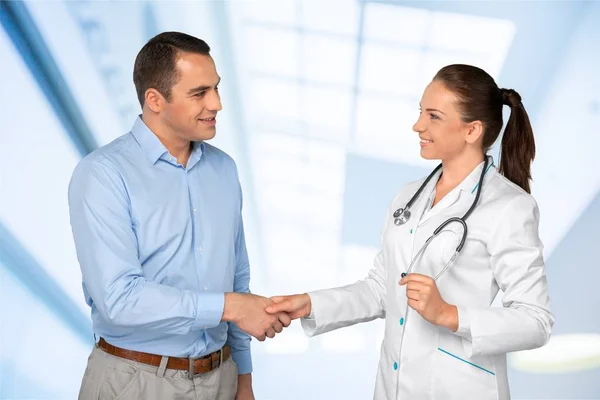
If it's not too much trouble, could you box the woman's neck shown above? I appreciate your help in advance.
[438,151,485,189]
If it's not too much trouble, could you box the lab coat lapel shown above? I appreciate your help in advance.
[418,187,462,226]
[418,157,494,227]
[409,169,441,230]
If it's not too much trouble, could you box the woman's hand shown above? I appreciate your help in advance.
[265,294,312,320]
[399,273,458,331]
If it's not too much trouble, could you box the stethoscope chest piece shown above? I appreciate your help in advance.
[394,156,492,282]
[393,208,411,226]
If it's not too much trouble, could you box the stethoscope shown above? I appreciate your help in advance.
[394,156,492,281]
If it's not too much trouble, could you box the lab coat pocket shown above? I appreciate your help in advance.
[433,330,497,400]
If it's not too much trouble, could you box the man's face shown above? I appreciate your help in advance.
[160,53,222,142]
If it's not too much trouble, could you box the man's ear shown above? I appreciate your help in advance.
[144,88,165,113]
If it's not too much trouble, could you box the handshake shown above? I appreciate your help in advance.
[222,293,312,341]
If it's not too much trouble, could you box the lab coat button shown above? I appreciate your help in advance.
[399,317,404,326]
[393,362,398,370]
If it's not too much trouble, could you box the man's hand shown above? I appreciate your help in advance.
[265,294,312,320]
[235,374,254,400]
[222,293,291,341]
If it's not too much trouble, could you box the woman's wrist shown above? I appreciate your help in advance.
[436,303,459,332]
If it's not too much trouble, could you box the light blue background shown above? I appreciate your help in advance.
[1,1,599,399]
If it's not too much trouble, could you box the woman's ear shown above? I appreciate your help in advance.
[465,120,484,144]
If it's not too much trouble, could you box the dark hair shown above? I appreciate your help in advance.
[133,32,211,107]
[433,64,536,193]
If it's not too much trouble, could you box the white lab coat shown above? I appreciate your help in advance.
[301,158,553,400]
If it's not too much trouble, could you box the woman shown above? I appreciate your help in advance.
[266,64,554,400]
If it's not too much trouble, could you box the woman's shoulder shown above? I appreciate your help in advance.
[486,172,539,215]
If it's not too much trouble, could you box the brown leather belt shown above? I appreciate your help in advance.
[97,338,231,378]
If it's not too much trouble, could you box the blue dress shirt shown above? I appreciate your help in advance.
[68,116,252,374]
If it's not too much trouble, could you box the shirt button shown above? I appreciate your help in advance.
[198,246,203,252]
[193,208,197,212]
[399,317,404,326]
[393,362,398,371]
[203,286,208,291]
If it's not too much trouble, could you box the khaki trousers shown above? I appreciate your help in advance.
[78,345,238,400]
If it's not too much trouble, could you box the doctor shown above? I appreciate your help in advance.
[265,64,553,399]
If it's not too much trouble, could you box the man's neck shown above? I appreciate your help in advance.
[142,113,192,167]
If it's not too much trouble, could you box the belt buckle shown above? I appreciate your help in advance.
[188,357,199,379]
[188,350,224,379]
[212,349,223,370]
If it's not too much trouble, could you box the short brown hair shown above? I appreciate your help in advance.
[133,31,211,107]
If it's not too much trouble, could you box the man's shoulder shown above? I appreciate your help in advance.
[73,133,136,177]
[202,143,237,169]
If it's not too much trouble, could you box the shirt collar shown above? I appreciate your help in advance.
[131,116,206,166]
[131,116,168,165]
[187,141,206,170]
[456,155,496,195]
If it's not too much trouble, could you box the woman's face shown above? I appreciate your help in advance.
[412,80,476,162]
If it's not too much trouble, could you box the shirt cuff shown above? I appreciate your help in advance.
[454,305,472,340]
[300,293,318,336]
[231,349,252,375]
[454,306,474,357]
[191,292,225,330]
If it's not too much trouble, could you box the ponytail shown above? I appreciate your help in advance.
[498,88,536,193]
[433,65,537,193]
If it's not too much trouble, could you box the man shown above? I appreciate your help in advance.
[69,31,289,399]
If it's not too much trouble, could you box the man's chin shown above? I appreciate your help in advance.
[192,129,216,142]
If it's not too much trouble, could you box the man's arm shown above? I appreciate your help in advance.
[224,172,254,400]
[69,158,224,334]
[225,217,253,375]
